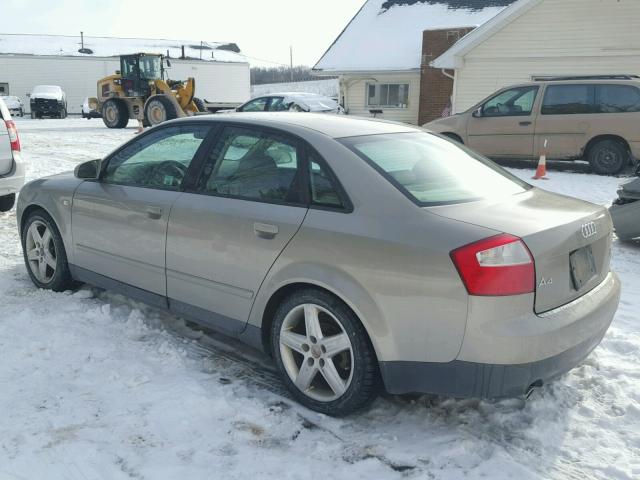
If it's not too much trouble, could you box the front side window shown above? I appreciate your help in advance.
[367,83,409,108]
[481,86,538,117]
[240,98,268,112]
[596,85,640,113]
[197,127,302,203]
[541,85,596,115]
[104,125,209,190]
[341,132,528,206]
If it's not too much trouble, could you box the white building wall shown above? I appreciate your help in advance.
[452,0,640,112]
[0,55,250,114]
[340,72,421,124]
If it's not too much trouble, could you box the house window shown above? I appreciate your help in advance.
[367,83,409,108]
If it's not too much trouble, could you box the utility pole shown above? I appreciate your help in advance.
[290,46,294,82]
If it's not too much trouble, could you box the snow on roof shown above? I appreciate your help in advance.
[0,33,247,63]
[313,0,517,73]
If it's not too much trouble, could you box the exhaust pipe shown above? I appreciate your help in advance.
[525,380,543,399]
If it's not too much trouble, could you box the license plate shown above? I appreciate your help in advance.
[570,245,597,290]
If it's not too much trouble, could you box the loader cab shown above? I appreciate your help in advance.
[119,54,164,98]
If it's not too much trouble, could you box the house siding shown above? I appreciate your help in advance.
[452,0,640,112]
[0,55,250,114]
[340,72,421,124]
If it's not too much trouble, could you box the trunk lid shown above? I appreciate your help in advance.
[429,188,613,313]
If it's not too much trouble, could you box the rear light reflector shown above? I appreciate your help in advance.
[450,234,535,296]
[5,120,20,152]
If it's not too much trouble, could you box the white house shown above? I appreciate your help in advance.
[314,0,640,125]
[312,0,517,124]
[431,0,640,114]
[0,34,251,114]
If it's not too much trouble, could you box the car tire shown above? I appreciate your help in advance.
[588,139,628,175]
[144,95,177,126]
[102,99,129,129]
[60,107,67,119]
[271,288,378,416]
[0,193,16,212]
[193,97,207,113]
[30,111,36,119]
[22,210,76,292]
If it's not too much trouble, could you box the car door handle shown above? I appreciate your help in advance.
[519,121,533,126]
[254,222,279,239]
[145,206,163,220]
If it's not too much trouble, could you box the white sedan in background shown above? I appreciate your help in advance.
[228,92,344,114]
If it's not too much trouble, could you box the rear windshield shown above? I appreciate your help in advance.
[341,132,529,206]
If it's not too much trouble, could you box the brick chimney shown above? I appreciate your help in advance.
[418,27,474,125]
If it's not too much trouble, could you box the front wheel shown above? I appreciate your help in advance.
[271,289,378,416]
[21,210,75,292]
[588,140,628,175]
[0,193,16,212]
[144,95,177,126]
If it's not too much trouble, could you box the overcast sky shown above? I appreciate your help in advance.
[3,0,365,67]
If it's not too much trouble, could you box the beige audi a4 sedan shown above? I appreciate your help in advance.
[17,113,620,416]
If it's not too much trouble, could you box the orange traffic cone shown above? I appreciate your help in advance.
[532,139,549,180]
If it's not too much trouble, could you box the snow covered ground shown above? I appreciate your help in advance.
[0,118,638,480]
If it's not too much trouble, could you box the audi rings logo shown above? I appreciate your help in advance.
[581,221,598,239]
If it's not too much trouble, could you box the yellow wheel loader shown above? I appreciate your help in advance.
[88,53,206,129]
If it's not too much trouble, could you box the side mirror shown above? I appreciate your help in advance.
[472,107,483,118]
[74,159,101,180]
[115,70,121,75]
[26,93,31,98]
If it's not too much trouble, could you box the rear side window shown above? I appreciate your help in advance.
[596,85,640,113]
[341,132,528,206]
[197,126,303,203]
[541,85,596,115]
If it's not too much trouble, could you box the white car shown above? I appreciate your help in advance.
[0,97,24,212]
[2,96,24,117]
[229,93,344,114]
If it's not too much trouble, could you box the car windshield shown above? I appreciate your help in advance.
[341,132,529,206]
[32,86,61,94]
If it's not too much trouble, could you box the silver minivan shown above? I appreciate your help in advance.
[0,97,24,212]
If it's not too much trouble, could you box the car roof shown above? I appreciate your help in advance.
[173,112,419,139]
[505,79,640,89]
[257,92,327,98]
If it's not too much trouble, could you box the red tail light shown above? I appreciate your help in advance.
[5,120,20,152]
[450,234,535,296]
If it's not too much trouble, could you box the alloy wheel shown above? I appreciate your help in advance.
[279,303,354,402]
[25,220,57,283]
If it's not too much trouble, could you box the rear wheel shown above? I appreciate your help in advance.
[21,210,75,292]
[0,194,16,212]
[271,289,378,416]
[144,95,177,126]
[588,139,628,175]
[102,99,129,129]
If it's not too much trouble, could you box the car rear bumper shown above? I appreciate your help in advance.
[380,272,620,398]
[0,152,25,195]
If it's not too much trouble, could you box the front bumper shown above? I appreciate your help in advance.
[380,272,620,398]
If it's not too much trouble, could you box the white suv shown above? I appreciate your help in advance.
[0,97,24,211]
